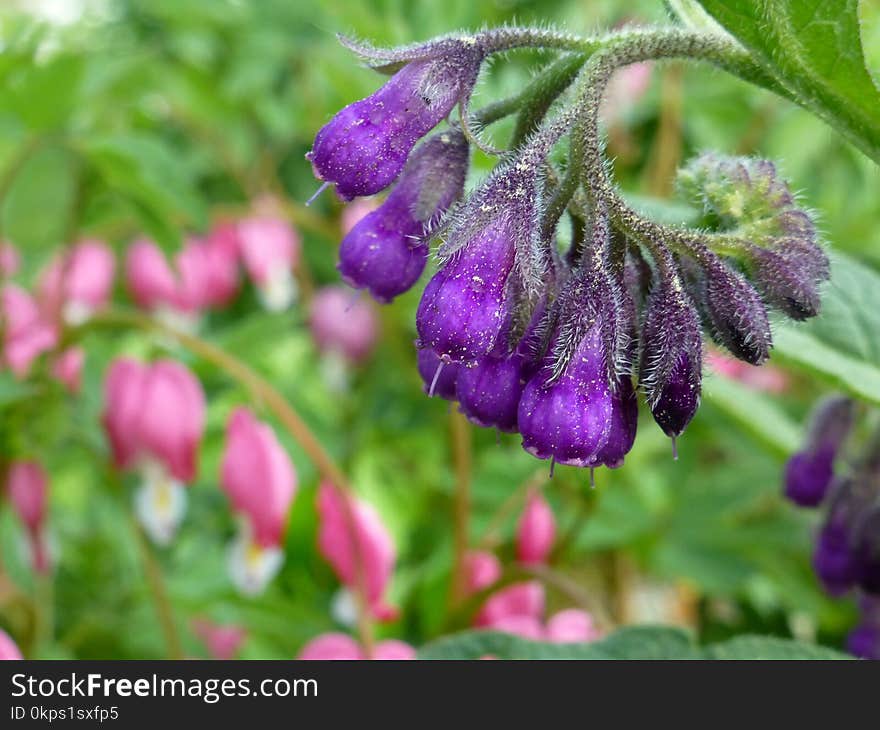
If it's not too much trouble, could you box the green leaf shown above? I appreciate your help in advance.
[419,626,699,660]
[695,1,880,164]
[771,253,880,406]
[702,372,801,457]
[81,133,208,249]
[418,626,852,660]
[704,635,851,660]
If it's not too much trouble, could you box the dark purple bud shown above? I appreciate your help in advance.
[639,266,703,438]
[745,239,829,320]
[852,507,880,595]
[784,396,854,507]
[812,479,861,596]
[848,596,880,660]
[307,42,482,200]
[784,449,835,507]
[702,256,772,365]
[338,131,469,303]
[591,375,638,468]
[417,347,460,401]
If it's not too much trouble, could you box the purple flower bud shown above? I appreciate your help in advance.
[745,239,829,320]
[591,375,638,468]
[702,256,772,365]
[308,43,482,200]
[417,347,460,401]
[784,396,854,507]
[338,131,469,303]
[848,596,880,660]
[518,324,612,467]
[784,449,835,507]
[639,267,702,438]
[812,479,863,596]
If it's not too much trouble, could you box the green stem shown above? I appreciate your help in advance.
[448,409,472,606]
[132,521,183,659]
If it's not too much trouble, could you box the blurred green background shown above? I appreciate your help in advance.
[0,0,878,659]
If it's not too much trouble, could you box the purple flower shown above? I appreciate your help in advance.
[812,481,861,596]
[307,42,482,200]
[417,347,460,401]
[338,131,469,303]
[852,507,880,595]
[848,596,880,660]
[591,375,638,468]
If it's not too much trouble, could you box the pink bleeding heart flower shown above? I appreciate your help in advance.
[220,407,297,595]
[309,286,378,367]
[462,550,502,596]
[544,608,601,644]
[475,580,545,629]
[5,460,51,574]
[102,357,206,545]
[600,62,653,125]
[0,242,20,277]
[515,491,556,566]
[191,618,247,660]
[1,285,58,378]
[125,238,180,312]
[0,629,23,660]
[37,239,115,325]
[201,223,241,308]
[298,633,415,660]
[706,349,789,394]
[237,214,300,312]
[317,481,398,622]
[51,347,85,394]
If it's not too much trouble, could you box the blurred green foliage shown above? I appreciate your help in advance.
[0,0,878,659]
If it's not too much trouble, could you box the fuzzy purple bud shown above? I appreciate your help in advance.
[639,267,702,438]
[745,239,829,321]
[417,347,460,401]
[591,375,638,468]
[701,257,772,365]
[338,131,469,303]
[308,43,482,200]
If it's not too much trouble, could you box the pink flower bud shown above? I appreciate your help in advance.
[191,618,247,660]
[487,614,545,641]
[462,550,502,596]
[475,581,545,628]
[5,460,51,574]
[309,286,378,364]
[544,609,600,643]
[0,628,23,660]
[298,633,415,660]
[1,284,58,377]
[202,224,241,308]
[102,357,205,482]
[220,408,297,547]
[236,215,299,312]
[515,491,556,565]
[317,481,397,621]
[51,347,85,393]
[0,242,20,277]
[38,240,115,324]
[125,239,180,312]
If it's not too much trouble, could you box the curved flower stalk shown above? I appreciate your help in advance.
[220,408,297,596]
[102,357,206,545]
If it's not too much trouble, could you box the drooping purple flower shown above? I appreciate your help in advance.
[745,239,829,321]
[416,121,561,364]
[516,259,622,468]
[784,396,855,507]
[416,347,460,401]
[338,131,469,303]
[307,41,482,200]
[639,263,702,439]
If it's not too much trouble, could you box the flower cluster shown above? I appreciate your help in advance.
[311,36,828,479]
[782,396,880,659]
